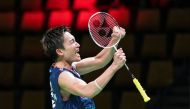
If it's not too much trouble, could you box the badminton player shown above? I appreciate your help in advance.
[41,25,126,109]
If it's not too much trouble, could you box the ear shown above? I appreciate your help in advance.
[56,48,64,56]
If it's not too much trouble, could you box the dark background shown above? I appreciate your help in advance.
[0,0,189,109]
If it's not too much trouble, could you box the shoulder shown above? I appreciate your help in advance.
[58,70,74,79]
[57,69,84,91]
[58,70,74,86]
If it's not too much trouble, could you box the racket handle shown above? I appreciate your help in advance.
[133,78,150,102]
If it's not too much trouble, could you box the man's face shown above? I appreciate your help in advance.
[62,32,81,63]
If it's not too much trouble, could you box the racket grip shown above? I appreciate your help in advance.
[133,78,150,102]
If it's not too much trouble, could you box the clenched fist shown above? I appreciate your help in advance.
[112,26,126,39]
[112,48,126,70]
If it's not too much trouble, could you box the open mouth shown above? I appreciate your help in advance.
[75,49,80,55]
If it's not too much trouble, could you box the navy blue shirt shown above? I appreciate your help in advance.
[49,65,95,109]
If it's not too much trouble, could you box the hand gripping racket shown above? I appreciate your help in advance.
[88,12,150,102]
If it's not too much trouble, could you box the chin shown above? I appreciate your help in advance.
[76,57,81,61]
[74,57,81,62]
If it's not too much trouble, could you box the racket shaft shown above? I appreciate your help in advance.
[113,46,135,78]
[124,63,135,78]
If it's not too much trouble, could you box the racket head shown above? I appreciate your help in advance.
[88,12,121,48]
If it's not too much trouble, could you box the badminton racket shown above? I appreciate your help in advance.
[88,12,150,102]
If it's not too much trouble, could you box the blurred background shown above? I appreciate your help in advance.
[0,0,189,109]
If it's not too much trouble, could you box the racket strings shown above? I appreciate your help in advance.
[89,13,119,47]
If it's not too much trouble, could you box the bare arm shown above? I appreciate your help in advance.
[58,49,126,98]
[75,27,126,75]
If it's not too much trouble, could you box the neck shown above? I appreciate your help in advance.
[54,60,72,70]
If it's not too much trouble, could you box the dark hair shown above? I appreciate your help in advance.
[41,26,70,61]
